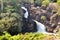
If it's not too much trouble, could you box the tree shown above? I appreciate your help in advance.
[0,0,3,12]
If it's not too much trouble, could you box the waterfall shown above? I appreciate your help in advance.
[21,6,29,18]
[21,6,58,36]
[32,20,58,35]
[21,6,46,33]
[33,20,47,33]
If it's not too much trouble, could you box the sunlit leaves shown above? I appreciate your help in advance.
[0,32,59,40]
[57,0,60,6]
[41,16,46,20]
[42,0,50,6]
[58,7,60,16]
[0,12,22,33]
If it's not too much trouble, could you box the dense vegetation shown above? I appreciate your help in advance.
[0,0,23,35]
[0,0,60,40]
[0,31,60,40]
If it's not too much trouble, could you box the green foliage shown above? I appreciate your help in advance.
[0,32,45,40]
[58,28,60,39]
[50,0,57,2]
[0,0,60,38]
[0,12,22,34]
[0,31,11,40]
[4,5,15,13]
[41,16,46,20]
[29,0,34,3]
[57,0,60,6]
[0,0,23,34]
[42,0,50,6]
[0,32,59,40]
[58,7,60,16]
[21,0,34,3]
[35,0,44,6]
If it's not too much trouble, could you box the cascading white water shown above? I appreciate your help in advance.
[33,20,58,36]
[21,6,28,18]
[21,6,58,35]
[33,20,47,33]
[21,6,47,33]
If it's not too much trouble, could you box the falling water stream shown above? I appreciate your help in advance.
[21,6,29,18]
[33,20,47,33]
[21,6,47,33]
[21,6,58,36]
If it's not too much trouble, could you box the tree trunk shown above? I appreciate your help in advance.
[1,0,3,12]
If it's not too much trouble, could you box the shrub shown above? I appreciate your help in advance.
[58,7,60,16]
[0,32,59,40]
[0,13,22,35]
[0,0,23,35]
[42,0,50,6]
[4,5,15,13]
[41,16,46,20]
[57,0,60,6]
[34,0,44,6]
